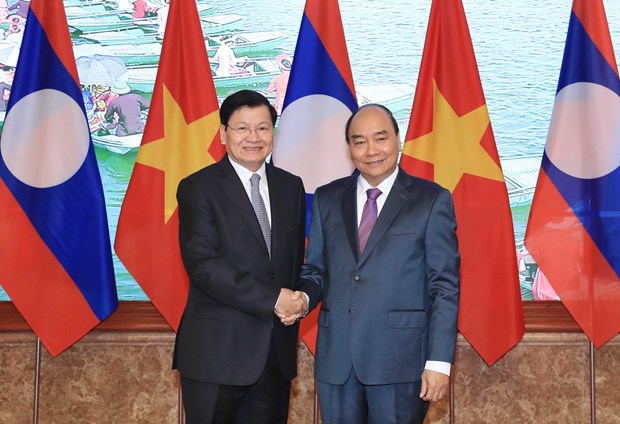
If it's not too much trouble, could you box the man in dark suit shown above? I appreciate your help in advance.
[173,90,319,424]
[298,104,460,423]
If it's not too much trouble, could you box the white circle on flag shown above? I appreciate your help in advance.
[273,94,355,193]
[546,82,620,179]
[1,89,90,188]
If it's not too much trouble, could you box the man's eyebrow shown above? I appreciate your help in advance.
[351,129,389,139]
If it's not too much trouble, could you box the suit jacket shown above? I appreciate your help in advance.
[173,156,319,386]
[301,168,460,385]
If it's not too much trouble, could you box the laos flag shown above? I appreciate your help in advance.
[0,0,118,357]
[271,0,356,354]
[525,0,620,348]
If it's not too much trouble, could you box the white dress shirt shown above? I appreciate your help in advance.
[228,158,271,225]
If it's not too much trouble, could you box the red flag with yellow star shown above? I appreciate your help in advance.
[400,0,524,365]
[114,0,225,330]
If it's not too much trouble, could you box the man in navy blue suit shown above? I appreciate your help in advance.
[298,104,460,423]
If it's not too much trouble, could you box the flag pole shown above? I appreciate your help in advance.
[590,341,596,424]
[33,337,41,424]
[450,373,455,423]
[178,374,183,424]
[313,378,319,424]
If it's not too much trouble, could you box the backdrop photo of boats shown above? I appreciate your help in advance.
[3,0,617,302]
[0,0,424,301]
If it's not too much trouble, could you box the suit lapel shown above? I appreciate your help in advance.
[341,176,359,262]
[358,169,412,266]
[217,156,268,254]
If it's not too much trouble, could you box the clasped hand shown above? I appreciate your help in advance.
[274,288,308,326]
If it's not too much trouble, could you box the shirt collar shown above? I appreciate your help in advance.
[357,166,399,195]
[228,156,267,185]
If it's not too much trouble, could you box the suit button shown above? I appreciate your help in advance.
[271,273,276,280]
[353,275,361,281]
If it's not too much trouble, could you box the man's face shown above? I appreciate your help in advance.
[347,106,401,186]
[221,105,274,172]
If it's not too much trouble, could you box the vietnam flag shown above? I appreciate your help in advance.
[400,0,524,365]
[0,0,117,356]
[271,0,356,354]
[114,0,225,330]
[525,0,620,348]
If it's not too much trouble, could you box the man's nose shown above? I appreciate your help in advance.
[366,141,379,155]
[246,129,262,141]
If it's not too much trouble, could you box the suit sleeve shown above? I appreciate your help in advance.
[297,193,325,312]
[176,176,280,323]
[425,189,460,363]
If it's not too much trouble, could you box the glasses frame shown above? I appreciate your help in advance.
[226,125,274,138]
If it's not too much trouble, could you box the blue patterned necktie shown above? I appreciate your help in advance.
[250,173,271,257]
[358,188,382,253]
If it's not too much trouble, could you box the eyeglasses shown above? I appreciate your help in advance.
[226,125,274,137]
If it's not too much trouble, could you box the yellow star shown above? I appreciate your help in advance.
[137,85,220,222]
[402,81,504,192]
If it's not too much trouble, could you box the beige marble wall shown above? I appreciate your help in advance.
[595,337,620,423]
[1,331,619,423]
[290,341,318,424]
[37,332,179,424]
[453,333,592,423]
[0,332,37,424]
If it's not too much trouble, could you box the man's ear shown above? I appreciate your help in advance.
[220,125,226,145]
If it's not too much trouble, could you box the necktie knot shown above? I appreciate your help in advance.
[250,173,261,188]
[366,188,382,201]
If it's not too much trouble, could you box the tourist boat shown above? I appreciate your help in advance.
[124,57,281,93]
[356,83,415,113]
[64,0,108,7]
[74,42,162,68]
[69,16,137,34]
[501,153,541,208]
[78,28,158,46]
[65,3,125,19]
[199,14,245,35]
[92,132,143,155]
[206,31,287,57]
[69,4,216,35]
[73,31,287,68]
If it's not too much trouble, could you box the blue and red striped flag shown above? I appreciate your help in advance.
[271,0,356,354]
[525,0,620,347]
[0,0,117,357]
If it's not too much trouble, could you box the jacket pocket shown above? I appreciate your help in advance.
[388,310,426,328]
[384,225,416,236]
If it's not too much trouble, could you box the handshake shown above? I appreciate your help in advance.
[274,288,309,326]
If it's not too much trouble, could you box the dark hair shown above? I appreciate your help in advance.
[344,103,400,143]
[219,90,277,127]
